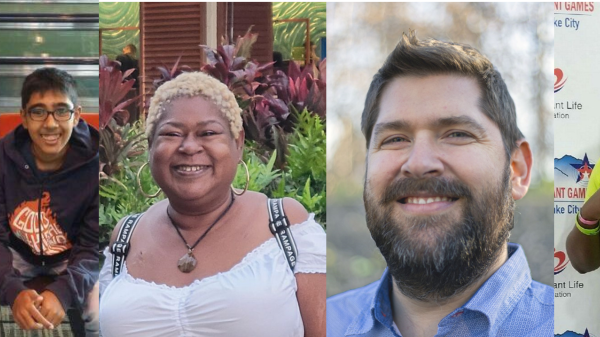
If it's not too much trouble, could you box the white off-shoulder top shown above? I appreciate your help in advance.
[99,214,325,337]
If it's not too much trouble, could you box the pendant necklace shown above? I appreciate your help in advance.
[166,191,235,273]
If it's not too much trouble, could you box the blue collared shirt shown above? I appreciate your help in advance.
[327,243,553,336]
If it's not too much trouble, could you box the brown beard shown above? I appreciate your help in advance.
[363,166,514,302]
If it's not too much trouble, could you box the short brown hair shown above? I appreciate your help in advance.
[362,30,523,155]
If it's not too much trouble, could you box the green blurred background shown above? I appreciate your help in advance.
[273,2,326,60]
[99,2,139,60]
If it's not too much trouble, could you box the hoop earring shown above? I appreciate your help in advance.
[231,160,249,196]
[136,162,162,198]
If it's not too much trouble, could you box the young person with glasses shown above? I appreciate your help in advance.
[0,67,99,336]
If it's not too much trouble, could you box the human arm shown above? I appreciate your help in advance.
[99,217,127,296]
[0,158,29,307]
[580,186,600,223]
[566,167,600,273]
[283,198,326,337]
[297,273,326,337]
[0,152,53,329]
[44,191,100,311]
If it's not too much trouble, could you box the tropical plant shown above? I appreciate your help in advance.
[99,27,327,240]
[99,129,160,244]
[232,109,326,226]
[281,109,326,223]
[198,30,327,173]
[99,55,138,128]
[200,28,291,155]
[99,55,144,177]
[152,55,193,90]
[286,108,326,189]
[268,58,327,119]
[99,55,148,244]
[99,119,145,177]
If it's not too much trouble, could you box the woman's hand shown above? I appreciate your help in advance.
[580,187,600,222]
[567,187,600,273]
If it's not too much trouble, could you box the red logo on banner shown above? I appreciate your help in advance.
[555,68,567,93]
[554,248,569,275]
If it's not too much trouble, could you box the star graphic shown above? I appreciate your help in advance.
[571,154,595,183]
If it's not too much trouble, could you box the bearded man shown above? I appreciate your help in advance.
[326,32,553,337]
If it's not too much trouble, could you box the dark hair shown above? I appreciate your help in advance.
[362,31,523,155]
[21,67,78,108]
[273,51,284,68]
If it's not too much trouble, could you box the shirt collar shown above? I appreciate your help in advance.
[460,243,531,335]
[345,268,393,335]
[345,243,531,336]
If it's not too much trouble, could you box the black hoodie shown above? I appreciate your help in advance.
[0,119,99,310]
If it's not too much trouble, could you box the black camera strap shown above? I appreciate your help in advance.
[267,198,298,272]
[111,213,143,277]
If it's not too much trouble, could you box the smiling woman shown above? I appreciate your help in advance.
[98,72,326,337]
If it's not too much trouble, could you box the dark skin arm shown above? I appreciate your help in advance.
[283,198,326,337]
[297,273,326,337]
[566,187,600,273]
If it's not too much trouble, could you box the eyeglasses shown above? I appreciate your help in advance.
[27,107,74,121]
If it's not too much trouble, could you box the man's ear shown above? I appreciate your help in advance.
[510,139,533,200]
[20,109,28,129]
[73,106,82,125]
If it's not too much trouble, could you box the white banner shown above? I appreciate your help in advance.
[554,2,600,336]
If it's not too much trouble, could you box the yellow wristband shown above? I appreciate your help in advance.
[576,221,600,236]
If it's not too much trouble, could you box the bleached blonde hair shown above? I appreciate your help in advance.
[146,72,243,142]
